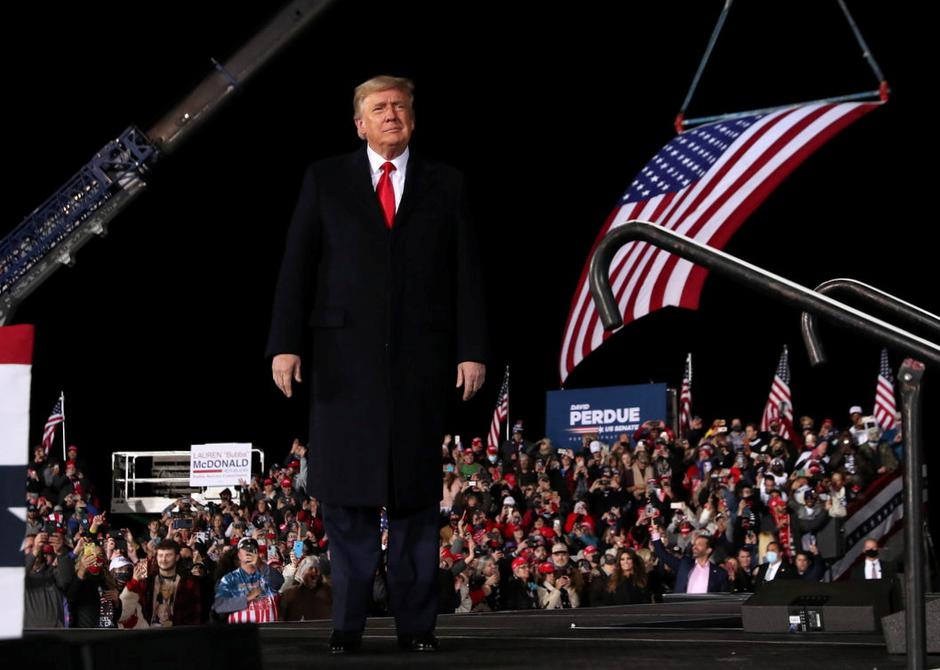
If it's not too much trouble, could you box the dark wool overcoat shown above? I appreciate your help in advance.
[267,146,487,508]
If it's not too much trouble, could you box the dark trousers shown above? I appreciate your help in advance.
[322,501,439,635]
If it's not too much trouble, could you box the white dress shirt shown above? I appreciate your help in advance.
[366,145,409,212]
[865,559,882,579]
[765,560,781,581]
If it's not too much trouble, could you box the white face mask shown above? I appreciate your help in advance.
[488,455,498,464]
[765,551,778,564]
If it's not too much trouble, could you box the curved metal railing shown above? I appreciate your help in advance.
[589,220,934,670]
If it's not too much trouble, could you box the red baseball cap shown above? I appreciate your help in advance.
[538,562,556,575]
[512,556,529,571]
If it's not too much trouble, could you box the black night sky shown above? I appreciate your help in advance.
[3,2,935,522]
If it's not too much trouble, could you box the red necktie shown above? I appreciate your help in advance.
[376,161,396,229]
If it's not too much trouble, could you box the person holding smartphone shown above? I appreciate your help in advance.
[67,541,122,628]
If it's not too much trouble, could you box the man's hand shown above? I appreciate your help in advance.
[272,354,302,398]
[246,587,262,602]
[456,362,486,401]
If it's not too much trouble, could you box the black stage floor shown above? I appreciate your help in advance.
[21,595,940,670]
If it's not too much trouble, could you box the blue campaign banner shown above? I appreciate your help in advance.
[545,383,668,452]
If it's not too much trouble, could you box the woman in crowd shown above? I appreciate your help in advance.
[537,563,580,609]
[67,540,122,627]
[606,548,650,605]
[279,555,332,621]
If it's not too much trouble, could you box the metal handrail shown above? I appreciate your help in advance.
[801,278,940,366]
[588,222,940,366]
[899,359,927,670]
[589,220,934,669]
[799,278,937,670]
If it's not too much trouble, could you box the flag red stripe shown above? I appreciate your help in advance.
[0,324,35,365]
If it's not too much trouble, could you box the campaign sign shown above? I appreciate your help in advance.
[190,443,252,487]
[546,383,667,451]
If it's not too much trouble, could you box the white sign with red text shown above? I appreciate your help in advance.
[189,443,252,487]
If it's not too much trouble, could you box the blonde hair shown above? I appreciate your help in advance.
[296,555,321,582]
[352,75,415,120]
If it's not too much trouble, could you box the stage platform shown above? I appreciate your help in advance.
[18,594,938,669]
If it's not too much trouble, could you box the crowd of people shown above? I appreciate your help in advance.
[24,439,331,627]
[22,405,903,628]
[438,408,902,610]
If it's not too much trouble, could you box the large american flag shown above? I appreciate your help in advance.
[487,366,510,451]
[678,353,692,437]
[41,394,64,455]
[760,346,792,439]
[873,348,897,431]
[559,102,879,383]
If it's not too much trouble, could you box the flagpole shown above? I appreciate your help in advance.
[60,391,67,462]
[504,365,510,442]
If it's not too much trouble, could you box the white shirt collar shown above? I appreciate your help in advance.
[366,144,409,178]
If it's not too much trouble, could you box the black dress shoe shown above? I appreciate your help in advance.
[329,630,362,655]
[398,632,439,652]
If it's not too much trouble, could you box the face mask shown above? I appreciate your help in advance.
[864,549,879,559]
[488,455,498,464]
[765,551,778,564]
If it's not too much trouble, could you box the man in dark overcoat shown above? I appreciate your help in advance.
[267,75,487,653]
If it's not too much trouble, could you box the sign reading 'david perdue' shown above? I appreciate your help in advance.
[545,383,667,451]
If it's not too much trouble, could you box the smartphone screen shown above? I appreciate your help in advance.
[293,540,304,559]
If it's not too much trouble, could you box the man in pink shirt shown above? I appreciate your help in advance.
[651,529,728,594]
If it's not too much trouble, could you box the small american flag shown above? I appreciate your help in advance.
[227,595,278,624]
[41,394,64,455]
[873,348,897,431]
[487,366,510,451]
[679,353,692,437]
[560,101,879,383]
[760,346,792,440]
